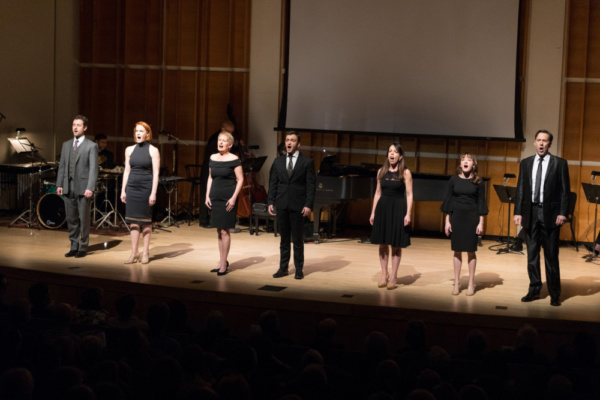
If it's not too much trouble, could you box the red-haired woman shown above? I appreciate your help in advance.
[121,121,160,264]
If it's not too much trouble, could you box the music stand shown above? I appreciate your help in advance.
[492,185,522,254]
[581,183,600,262]
[241,156,267,175]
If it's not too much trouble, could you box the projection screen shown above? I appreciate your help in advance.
[278,0,524,140]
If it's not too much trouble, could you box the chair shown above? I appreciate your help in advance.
[250,203,277,236]
[185,165,202,225]
[565,191,578,251]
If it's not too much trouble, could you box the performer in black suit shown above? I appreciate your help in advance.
[56,115,99,258]
[514,130,570,306]
[268,132,316,280]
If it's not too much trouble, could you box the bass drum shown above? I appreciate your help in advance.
[37,193,66,229]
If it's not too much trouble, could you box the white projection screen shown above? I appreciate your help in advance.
[278,0,524,140]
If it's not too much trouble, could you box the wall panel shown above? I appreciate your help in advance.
[80,0,250,214]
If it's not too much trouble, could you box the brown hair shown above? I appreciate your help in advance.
[133,121,152,141]
[455,153,482,184]
[377,143,406,181]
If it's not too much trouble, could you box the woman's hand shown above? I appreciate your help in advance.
[369,213,375,226]
[226,197,236,212]
[120,192,126,204]
[404,214,411,227]
[205,197,212,210]
[149,193,156,206]
[445,222,452,236]
[476,222,484,235]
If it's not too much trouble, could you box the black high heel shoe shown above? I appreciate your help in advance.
[217,261,229,276]
[211,261,229,273]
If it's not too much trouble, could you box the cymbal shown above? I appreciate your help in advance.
[99,155,107,165]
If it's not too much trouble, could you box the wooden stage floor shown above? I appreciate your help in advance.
[1,220,599,329]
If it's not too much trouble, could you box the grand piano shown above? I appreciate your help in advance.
[312,155,452,243]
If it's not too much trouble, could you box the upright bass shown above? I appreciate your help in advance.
[236,142,267,219]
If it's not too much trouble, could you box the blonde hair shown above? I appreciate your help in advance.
[219,130,234,145]
[456,153,482,184]
[133,121,152,141]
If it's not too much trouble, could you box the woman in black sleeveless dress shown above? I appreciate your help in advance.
[205,130,243,275]
[441,153,488,296]
[370,143,413,290]
[120,121,160,264]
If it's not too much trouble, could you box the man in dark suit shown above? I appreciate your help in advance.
[268,132,316,279]
[513,129,570,306]
[56,115,99,258]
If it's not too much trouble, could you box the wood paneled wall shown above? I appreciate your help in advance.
[79,1,600,241]
[79,0,250,190]
[562,0,600,244]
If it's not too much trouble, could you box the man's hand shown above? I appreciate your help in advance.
[556,215,567,226]
[302,207,311,217]
[514,215,522,226]
[57,187,63,195]
[84,189,93,199]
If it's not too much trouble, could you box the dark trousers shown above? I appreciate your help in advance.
[277,208,304,271]
[525,204,561,298]
[65,187,92,251]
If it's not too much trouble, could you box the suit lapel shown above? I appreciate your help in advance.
[543,155,555,193]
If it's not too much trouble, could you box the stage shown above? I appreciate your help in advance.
[1,219,599,353]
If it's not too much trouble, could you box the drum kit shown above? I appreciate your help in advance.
[92,167,128,231]
[8,153,129,231]
[9,147,187,231]
[9,163,63,229]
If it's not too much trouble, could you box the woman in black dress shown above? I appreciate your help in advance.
[441,153,488,296]
[120,122,160,264]
[205,130,243,275]
[370,143,413,290]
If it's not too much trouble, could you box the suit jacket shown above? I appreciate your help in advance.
[514,154,570,229]
[268,152,316,211]
[56,137,99,195]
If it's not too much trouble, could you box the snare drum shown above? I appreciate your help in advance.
[37,193,66,229]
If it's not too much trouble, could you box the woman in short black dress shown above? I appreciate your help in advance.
[120,121,160,264]
[370,143,413,290]
[205,130,243,275]
[441,153,488,296]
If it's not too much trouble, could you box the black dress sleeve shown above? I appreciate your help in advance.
[440,175,455,214]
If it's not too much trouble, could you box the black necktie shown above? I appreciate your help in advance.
[534,156,544,203]
[287,154,293,177]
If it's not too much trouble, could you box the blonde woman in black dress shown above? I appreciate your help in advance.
[205,130,244,275]
[441,154,488,296]
[121,122,160,264]
[370,143,413,290]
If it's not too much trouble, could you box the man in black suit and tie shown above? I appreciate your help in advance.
[268,132,316,279]
[513,130,570,306]
[56,115,99,258]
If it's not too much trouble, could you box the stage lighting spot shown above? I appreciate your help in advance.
[495,306,508,310]
[259,285,286,292]
[341,294,354,298]
[190,280,203,284]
